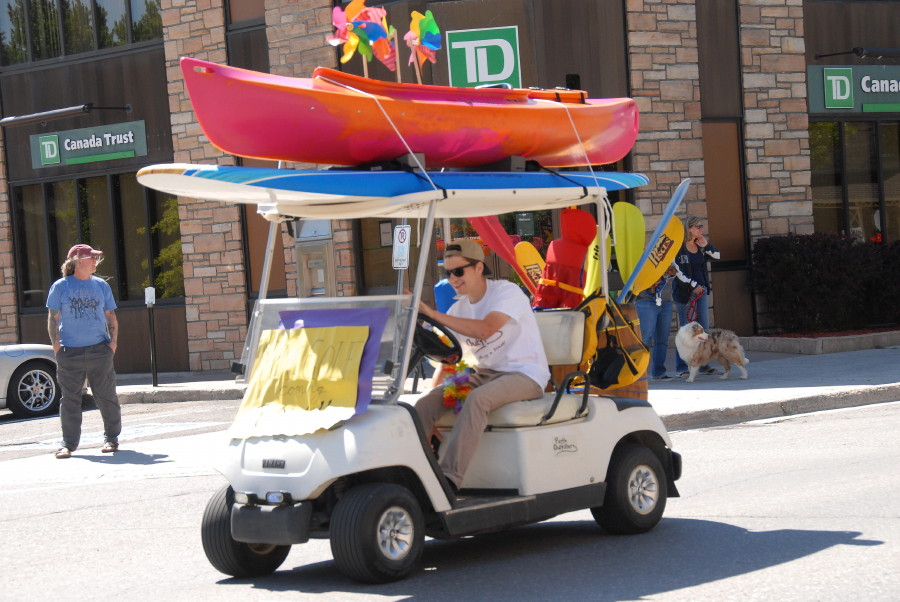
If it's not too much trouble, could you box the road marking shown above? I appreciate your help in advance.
[0,421,227,452]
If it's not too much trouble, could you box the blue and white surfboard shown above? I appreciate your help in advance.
[137,163,649,220]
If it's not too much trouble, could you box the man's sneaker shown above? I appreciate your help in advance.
[101,442,119,453]
[700,367,724,376]
[55,447,72,459]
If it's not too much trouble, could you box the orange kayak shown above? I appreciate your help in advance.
[181,57,639,168]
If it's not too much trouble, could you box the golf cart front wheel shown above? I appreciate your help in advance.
[592,443,667,534]
[330,483,425,583]
[201,485,291,578]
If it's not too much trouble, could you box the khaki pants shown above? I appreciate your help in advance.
[415,369,543,487]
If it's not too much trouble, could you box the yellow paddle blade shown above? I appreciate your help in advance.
[630,216,685,295]
[514,241,544,293]
[613,202,645,281]
[582,230,612,296]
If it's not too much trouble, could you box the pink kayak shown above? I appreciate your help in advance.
[181,57,639,168]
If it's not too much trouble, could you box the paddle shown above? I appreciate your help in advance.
[628,216,684,297]
[617,178,691,303]
[612,201,646,282]
[582,230,612,297]
[514,241,544,293]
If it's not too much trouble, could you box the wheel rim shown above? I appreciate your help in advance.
[377,505,415,561]
[627,464,659,515]
[18,369,56,412]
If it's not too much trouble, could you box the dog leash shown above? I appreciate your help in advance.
[687,288,705,322]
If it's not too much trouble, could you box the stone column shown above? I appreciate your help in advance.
[265,0,358,296]
[0,128,18,342]
[626,0,705,228]
[162,0,248,371]
[739,0,813,240]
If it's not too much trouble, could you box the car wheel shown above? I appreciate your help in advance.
[201,485,291,578]
[330,483,425,584]
[592,443,667,534]
[6,361,60,418]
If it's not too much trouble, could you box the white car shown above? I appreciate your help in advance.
[0,345,59,418]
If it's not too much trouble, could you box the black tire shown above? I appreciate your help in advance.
[330,483,425,584]
[201,485,291,578]
[592,443,667,535]
[6,361,60,418]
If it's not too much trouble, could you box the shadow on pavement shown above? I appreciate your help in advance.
[214,518,880,598]
[76,449,172,465]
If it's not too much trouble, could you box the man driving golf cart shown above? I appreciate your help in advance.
[415,239,550,491]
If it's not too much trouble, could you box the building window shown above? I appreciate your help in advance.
[95,0,128,48]
[28,0,61,60]
[0,0,161,66]
[0,0,28,64]
[130,0,161,42]
[12,170,183,309]
[63,0,95,55]
[811,119,899,244]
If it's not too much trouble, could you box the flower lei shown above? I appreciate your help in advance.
[442,360,473,414]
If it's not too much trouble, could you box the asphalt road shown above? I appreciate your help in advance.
[1,400,897,600]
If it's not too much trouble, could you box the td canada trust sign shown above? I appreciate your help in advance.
[30,120,147,169]
[808,65,900,114]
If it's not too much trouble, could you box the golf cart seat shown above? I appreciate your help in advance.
[435,309,589,428]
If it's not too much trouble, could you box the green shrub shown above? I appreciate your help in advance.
[751,234,900,333]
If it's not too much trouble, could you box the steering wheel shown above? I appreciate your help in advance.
[412,312,463,366]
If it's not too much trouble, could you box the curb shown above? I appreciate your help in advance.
[740,330,900,355]
[118,386,246,404]
[661,383,900,431]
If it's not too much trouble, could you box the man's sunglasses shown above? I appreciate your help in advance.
[440,261,477,279]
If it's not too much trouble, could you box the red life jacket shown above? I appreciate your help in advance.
[532,208,595,308]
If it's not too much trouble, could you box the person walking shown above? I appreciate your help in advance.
[635,265,676,381]
[673,217,721,377]
[47,244,121,458]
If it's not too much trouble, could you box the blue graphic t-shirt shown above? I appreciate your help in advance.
[46,276,118,348]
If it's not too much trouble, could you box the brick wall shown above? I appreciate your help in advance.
[626,0,706,230]
[162,0,247,371]
[739,0,813,239]
[0,128,17,342]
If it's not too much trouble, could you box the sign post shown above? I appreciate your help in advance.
[145,287,158,387]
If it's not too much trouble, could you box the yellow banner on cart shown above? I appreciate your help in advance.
[240,326,368,412]
[229,325,371,438]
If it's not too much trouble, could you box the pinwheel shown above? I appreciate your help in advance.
[404,10,441,69]
[328,0,396,73]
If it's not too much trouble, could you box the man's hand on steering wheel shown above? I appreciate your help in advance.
[414,312,462,365]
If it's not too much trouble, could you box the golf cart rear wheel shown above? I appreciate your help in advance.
[330,483,424,584]
[592,443,667,534]
[201,485,291,578]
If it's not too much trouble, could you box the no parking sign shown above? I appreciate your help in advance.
[392,225,411,269]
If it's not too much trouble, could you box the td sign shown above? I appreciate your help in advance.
[447,26,521,88]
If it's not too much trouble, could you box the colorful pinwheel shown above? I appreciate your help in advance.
[328,0,397,72]
[404,10,441,68]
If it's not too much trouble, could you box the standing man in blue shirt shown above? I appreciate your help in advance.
[47,244,121,459]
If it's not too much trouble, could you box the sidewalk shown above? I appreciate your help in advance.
[113,344,900,431]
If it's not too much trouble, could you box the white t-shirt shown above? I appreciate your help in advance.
[447,279,550,388]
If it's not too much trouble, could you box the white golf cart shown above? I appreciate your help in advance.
[192,169,682,584]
